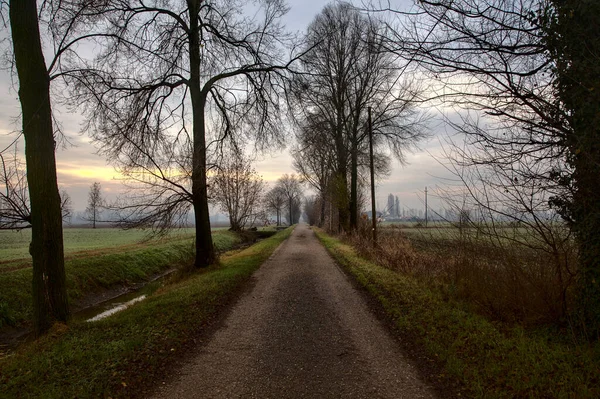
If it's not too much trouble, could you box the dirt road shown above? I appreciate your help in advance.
[151,224,437,398]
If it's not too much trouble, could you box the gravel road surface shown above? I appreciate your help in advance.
[151,224,437,398]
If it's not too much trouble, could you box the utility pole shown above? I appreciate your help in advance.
[368,107,377,245]
[425,186,428,228]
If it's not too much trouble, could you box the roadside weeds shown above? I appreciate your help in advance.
[315,229,600,399]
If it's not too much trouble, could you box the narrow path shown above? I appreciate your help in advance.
[151,224,437,398]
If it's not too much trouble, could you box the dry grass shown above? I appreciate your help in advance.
[345,222,578,329]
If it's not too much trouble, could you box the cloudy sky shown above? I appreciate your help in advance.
[0,0,453,214]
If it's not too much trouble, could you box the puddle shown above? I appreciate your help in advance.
[86,295,147,322]
[73,278,164,323]
[1,272,171,354]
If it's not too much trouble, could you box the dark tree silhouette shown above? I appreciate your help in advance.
[68,0,300,267]
[264,186,286,226]
[292,2,426,232]
[8,0,69,335]
[275,174,303,225]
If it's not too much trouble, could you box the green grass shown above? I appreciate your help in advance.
[0,228,197,263]
[0,230,241,328]
[315,229,600,398]
[0,227,293,399]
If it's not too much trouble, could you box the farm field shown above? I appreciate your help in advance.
[0,227,197,263]
[380,221,570,248]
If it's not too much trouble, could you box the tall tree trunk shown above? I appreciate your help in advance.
[189,1,215,268]
[549,0,600,338]
[319,193,326,227]
[9,0,69,336]
[334,123,350,232]
[349,133,359,230]
[542,0,600,338]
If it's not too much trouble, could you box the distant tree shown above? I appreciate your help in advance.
[290,197,302,225]
[210,152,265,232]
[0,152,31,230]
[0,152,76,228]
[265,187,286,226]
[304,195,320,226]
[276,174,303,225]
[83,182,104,229]
[292,120,335,227]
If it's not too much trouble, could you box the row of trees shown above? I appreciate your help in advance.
[209,150,303,230]
[291,3,427,232]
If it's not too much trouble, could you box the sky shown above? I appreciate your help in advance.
[0,0,453,215]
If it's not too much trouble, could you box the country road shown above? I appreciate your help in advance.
[151,224,437,398]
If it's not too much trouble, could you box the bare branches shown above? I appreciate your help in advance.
[209,149,265,231]
[0,152,30,230]
[82,182,104,228]
[290,3,427,230]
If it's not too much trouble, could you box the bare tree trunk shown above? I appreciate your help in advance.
[349,134,359,230]
[320,194,326,227]
[189,1,215,268]
[335,124,350,232]
[9,0,69,336]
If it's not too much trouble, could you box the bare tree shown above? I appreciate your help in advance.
[275,174,303,225]
[66,0,301,267]
[381,0,600,336]
[264,186,286,226]
[303,195,320,226]
[292,118,335,227]
[7,0,69,335]
[292,2,426,231]
[210,151,265,232]
[83,182,103,229]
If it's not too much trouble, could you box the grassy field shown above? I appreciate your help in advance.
[316,229,599,398]
[0,227,293,399]
[0,228,197,263]
[0,228,241,328]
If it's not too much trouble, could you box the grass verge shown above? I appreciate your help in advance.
[0,226,292,398]
[315,229,600,398]
[0,230,241,329]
